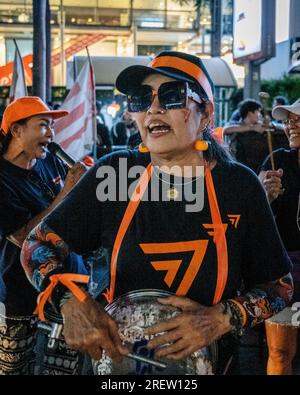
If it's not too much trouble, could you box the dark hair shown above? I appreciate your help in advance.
[239,99,261,120]
[203,128,232,163]
[96,101,102,112]
[274,96,288,106]
[195,101,232,164]
[0,118,28,155]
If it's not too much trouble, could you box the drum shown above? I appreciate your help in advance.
[265,307,299,375]
[92,289,217,375]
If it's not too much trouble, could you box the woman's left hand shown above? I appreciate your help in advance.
[145,296,232,360]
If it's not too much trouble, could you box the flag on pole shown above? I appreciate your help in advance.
[53,57,96,161]
[9,40,28,102]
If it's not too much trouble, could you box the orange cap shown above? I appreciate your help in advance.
[0,96,69,135]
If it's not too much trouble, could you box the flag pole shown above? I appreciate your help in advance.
[86,46,97,162]
[13,39,28,96]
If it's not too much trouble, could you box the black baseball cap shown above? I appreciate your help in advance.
[115,51,214,103]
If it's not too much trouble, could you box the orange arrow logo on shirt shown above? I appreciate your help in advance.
[150,260,182,287]
[139,240,209,295]
[227,214,241,228]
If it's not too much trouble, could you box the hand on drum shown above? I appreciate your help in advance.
[61,293,128,362]
[145,296,232,360]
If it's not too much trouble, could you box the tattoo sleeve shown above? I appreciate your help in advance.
[232,273,294,327]
[21,221,70,291]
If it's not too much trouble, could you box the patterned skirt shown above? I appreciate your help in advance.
[0,314,80,375]
[0,316,37,375]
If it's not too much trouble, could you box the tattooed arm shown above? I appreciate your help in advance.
[144,274,294,361]
[21,221,70,292]
[21,220,127,362]
[231,273,294,328]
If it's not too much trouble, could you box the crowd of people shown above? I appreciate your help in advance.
[94,101,141,156]
[0,50,299,376]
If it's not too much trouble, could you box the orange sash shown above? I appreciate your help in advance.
[35,273,89,320]
[105,163,228,305]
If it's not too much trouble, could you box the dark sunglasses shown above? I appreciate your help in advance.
[127,80,203,113]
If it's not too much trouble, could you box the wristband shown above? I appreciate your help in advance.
[221,299,245,337]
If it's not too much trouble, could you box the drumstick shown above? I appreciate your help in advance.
[266,131,275,171]
[126,352,167,369]
[258,91,276,171]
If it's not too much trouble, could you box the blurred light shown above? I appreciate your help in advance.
[222,45,229,53]
[8,19,13,23]
[54,37,59,41]
[88,18,93,23]
[141,21,164,28]
[71,18,76,23]
[107,102,120,119]
[0,36,3,40]
[18,13,29,23]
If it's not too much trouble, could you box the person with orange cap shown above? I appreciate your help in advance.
[21,52,292,375]
[0,96,87,374]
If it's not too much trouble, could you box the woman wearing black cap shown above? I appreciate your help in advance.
[21,52,292,375]
[0,96,86,374]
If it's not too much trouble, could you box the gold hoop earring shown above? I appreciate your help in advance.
[138,143,150,153]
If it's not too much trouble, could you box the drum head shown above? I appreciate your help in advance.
[92,289,217,375]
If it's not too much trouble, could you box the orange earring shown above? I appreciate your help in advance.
[138,143,150,153]
[194,140,209,151]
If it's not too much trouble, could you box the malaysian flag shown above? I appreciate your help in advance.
[53,58,96,161]
[9,40,28,102]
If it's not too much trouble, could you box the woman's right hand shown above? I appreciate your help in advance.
[62,162,87,194]
[61,293,128,361]
[261,169,283,203]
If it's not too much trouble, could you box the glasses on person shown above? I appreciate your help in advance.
[283,116,300,128]
[127,80,204,113]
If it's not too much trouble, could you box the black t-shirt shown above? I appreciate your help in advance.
[228,126,289,174]
[260,148,300,252]
[44,150,291,306]
[0,153,85,316]
[111,122,128,145]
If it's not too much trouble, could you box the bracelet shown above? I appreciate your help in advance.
[221,299,245,337]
